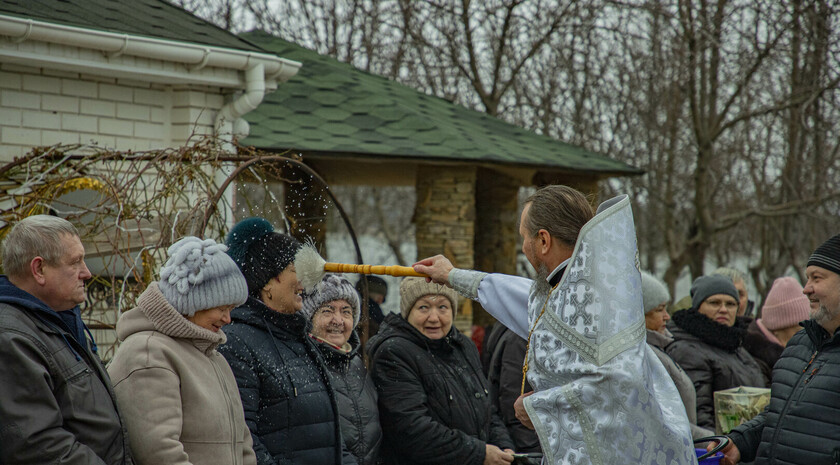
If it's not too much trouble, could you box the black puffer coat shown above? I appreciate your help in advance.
[666,309,766,429]
[368,313,514,465]
[729,319,840,464]
[314,331,382,465]
[219,298,356,465]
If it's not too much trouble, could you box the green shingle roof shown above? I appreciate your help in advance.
[0,0,264,52]
[242,30,640,175]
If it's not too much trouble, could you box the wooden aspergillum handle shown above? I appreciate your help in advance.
[324,262,428,278]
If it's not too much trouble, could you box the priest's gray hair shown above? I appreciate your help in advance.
[2,215,80,279]
[523,185,594,248]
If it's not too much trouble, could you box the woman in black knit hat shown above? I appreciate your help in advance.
[665,274,767,431]
[218,218,357,465]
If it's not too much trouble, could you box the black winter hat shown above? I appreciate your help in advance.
[807,234,840,277]
[225,217,301,298]
[690,274,739,311]
[356,276,388,302]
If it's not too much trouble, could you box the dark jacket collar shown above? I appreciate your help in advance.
[671,308,747,352]
[313,330,361,370]
[368,312,461,356]
[802,318,840,349]
[231,296,310,338]
[0,275,93,355]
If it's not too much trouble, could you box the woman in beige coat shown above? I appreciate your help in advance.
[108,236,256,465]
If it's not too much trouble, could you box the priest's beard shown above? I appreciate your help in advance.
[532,262,553,298]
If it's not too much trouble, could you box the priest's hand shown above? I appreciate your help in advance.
[413,255,454,286]
[484,445,514,464]
[710,438,740,465]
[514,391,535,430]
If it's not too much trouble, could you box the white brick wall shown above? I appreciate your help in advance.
[0,63,230,161]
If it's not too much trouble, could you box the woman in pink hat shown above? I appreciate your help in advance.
[743,277,812,382]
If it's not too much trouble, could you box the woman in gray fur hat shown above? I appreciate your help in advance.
[108,236,255,465]
[302,274,382,465]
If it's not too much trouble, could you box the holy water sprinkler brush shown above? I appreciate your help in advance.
[294,243,428,291]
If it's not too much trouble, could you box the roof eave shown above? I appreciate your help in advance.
[245,146,644,178]
[0,14,301,87]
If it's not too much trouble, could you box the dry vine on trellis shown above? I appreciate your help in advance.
[0,137,315,359]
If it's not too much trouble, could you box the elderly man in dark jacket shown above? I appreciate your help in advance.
[0,215,133,464]
[719,234,840,465]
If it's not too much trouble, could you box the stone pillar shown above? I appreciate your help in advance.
[414,165,476,333]
[472,168,520,327]
[284,166,328,253]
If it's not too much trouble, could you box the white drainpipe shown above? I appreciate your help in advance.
[215,63,265,139]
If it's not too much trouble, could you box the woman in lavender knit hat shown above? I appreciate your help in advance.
[108,236,255,465]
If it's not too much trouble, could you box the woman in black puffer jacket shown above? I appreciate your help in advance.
[666,275,767,430]
[302,274,382,465]
[368,277,514,465]
[219,218,356,465]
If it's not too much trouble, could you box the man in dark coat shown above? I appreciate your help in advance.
[719,234,840,464]
[0,215,133,464]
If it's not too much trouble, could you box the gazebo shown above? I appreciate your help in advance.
[241,30,641,327]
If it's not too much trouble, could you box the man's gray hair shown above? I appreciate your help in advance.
[713,266,746,285]
[2,215,80,279]
[523,185,594,248]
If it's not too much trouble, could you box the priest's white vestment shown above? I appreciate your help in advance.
[450,195,696,465]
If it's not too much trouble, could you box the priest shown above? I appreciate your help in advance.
[414,185,695,465]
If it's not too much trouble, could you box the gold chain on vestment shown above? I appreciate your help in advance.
[521,283,560,395]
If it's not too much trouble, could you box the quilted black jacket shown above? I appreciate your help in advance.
[729,319,840,464]
[219,297,356,465]
[315,331,382,465]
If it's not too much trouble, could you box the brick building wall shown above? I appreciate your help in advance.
[0,62,226,160]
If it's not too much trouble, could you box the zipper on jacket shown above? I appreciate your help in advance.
[833,447,840,465]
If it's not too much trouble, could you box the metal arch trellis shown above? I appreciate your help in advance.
[0,139,367,357]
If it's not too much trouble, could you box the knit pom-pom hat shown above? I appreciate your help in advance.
[641,271,671,314]
[301,274,361,328]
[399,277,459,319]
[760,276,810,331]
[158,236,248,316]
[807,234,840,276]
[225,217,301,298]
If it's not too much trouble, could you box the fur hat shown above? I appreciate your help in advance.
[399,277,459,319]
[690,274,739,311]
[225,217,300,298]
[807,234,840,276]
[301,274,361,328]
[158,236,248,316]
[760,277,810,331]
[641,271,671,314]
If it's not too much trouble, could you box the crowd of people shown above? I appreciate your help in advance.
[1,184,839,465]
